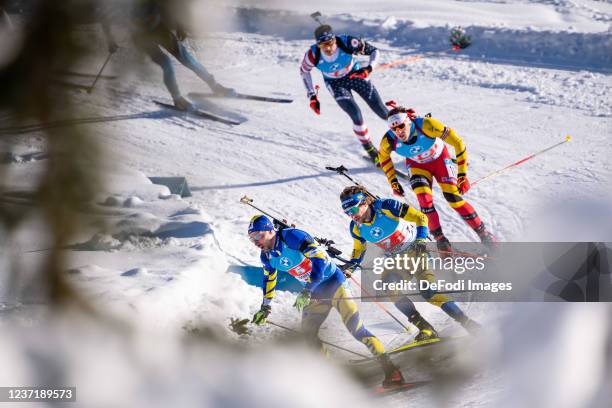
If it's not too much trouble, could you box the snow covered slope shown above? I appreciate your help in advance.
[1,1,611,407]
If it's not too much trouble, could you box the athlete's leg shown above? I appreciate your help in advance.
[325,79,375,150]
[350,77,388,120]
[134,31,182,100]
[431,152,486,236]
[331,283,385,356]
[154,28,228,92]
[301,300,333,355]
[414,262,469,324]
[409,165,447,242]
[382,267,438,339]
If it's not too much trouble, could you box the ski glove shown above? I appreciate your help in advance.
[108,41,119,54]
[349,65,372,79]
[309,95,320,115]
[340,262,360,278]
[412,238,428,257]
[457,173,471,194]
[390,178,405,198]
[252,304,271,325]
[293,290,311,312]
[176,28,188,42]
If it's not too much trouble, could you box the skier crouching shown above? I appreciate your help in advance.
[247,214,405,387]
[339,186,481,336]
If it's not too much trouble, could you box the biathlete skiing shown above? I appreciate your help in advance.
[339,186,481,335]
[378,103,497,253]
[101,0,234,110]
[300,24,389,164]
[247,214,406,387]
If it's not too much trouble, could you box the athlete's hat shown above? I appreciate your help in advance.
[387,111,408,129]
[248,215,274,234]
[314,25,335,43]
[341,192,366,211]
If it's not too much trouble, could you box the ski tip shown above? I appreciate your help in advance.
[373,382,421,395]
[565,135,571,142]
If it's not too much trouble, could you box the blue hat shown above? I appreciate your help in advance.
[341,193,366,211]
[314,25,335,43]
[248,215,274,234]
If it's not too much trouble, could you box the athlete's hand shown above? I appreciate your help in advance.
[108,41,119,54]
[309,95,320,115]
[251,304,271,325]
[349,65,372,79]
[176,28,188,41]
[273,218,296,229]
[457,173,471,194]
[340,262,360,278]
[412,237,428,256]
[293,290,311,312]
[390,178,405,198]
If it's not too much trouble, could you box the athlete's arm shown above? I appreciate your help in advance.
[285,229,330,292]
[300,49,317,97]
[422,117,468,175]
[379,133,399,184]
[260,254,277,305]
[350,222,368,264]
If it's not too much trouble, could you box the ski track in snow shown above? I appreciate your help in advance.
[2,2,612,407]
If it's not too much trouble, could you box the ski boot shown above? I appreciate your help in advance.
[363,141,380,166]
[461,318,482,336]
[436,236,453,256]
[173,95,194,111]
[477,228,498,249]
[409,311,439,342]
[378,354,405,388]
[211,82,237,97]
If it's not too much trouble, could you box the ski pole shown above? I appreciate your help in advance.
[87,52,114,94]
[318,240,412,333]
[326,165,379,199]
[472,135,571,187]
[2,9,14,31]
[326,165,361,186]
[348,276,412,333]
[266,320,369,358]
[306,290,473,302]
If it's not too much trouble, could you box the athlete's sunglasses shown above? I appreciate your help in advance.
[344,205,362,216]
[249,232,265,242]
[392,123,406,131]
[317,39,335,49]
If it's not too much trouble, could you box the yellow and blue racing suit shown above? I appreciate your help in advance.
[260,227,385,356]
[349,198,468,323]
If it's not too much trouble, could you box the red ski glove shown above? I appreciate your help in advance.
[349,65,372,79]
[309,94,320,115]
[457,173,471,194]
